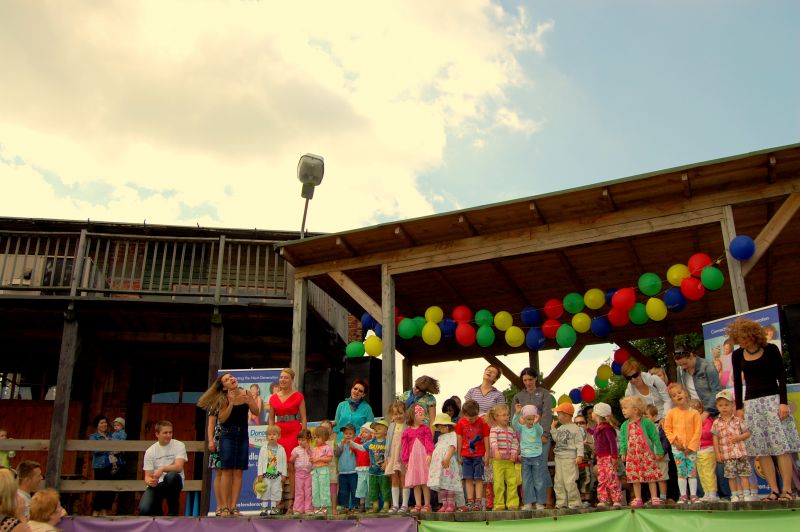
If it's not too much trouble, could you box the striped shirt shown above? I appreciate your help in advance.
[291,445,313,472]
[490,425,520,461]
[464,386,507,415]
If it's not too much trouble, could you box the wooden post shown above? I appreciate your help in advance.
[200,308,223,517]
[45,305,80,488]
[402,357,413,393]
[665,335,678,383]
[290,277,308,392]
[528,349,540,377]
[721,205,749,313]
[381,265,396,412]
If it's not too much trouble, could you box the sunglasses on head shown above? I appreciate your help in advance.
[624,371,641,381]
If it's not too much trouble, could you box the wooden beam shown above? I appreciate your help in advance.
[335,236,356,257]
[741,192,800,276]
[381,265,396,413]
[328,271,383,325]
[432,270,463,302]
[600,187,617,212]
[681,173,692,198]
[60,480,203,493]
[528,350,540,377]
[202,309,223,516]
[491,262,529,308]
[394,225,416,246]
[766,155,776,184]
[402,357,413,392]
[483,354,523,389]
[720,205,749,313]
[665,335,677,383]
[290,279,307,390]
[611,338,656,369]
[541,337,587,390]
[529,201,546,224]
[557,251,586,294]
[457,215,477,237]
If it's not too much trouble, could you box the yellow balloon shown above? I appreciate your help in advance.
[425,305,444,324]
[666,264,691,287]
[558,394,571,405]
[494,310,513,331]
[364,335,382,356]
[505,325,525,347]
[597,364,614,380]
[421,321,442,345]
[645,297,668,321]
[572,312,591,333]
[584,288,606,310]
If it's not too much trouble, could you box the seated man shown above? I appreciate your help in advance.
[139,420,187,516]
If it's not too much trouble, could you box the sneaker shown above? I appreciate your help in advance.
[677,495,689,505]
[581,501,591,508]
[535,503,547,510]
[259,509,270,517]
[744,494,760,502]
[596,501,608,508]
[701,494,719,503]
[612,502,622,508]
[398,505,409,513]
[630,498,644,508]
[387,505,399,513]
[521,504,533,511]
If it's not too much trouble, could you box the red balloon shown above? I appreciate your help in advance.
[608,307,630,327]
[395,314,406,327]
[544,299,564,319]
[611,287,636,311]
[687,253,712,277]
[581,384,596,402]
[613,348,630,364]
[680,277,705,301]
[542,319,561,339]
[452,305,473,323]
[455,322,476,346]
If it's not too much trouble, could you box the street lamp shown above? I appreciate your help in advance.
[297,153,324,239]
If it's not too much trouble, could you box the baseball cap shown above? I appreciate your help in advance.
[113,417,125,428]
[715,390,734,403]
[553,402,575,416]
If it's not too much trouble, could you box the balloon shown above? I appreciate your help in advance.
[374,323,383,338]
[563,292,585,314]
[452,305,472,323]
[475,309,494,327]
[365,335,382,356]
[526,328,546,350]
[345,341,365,358]
[605,289,617,305]
[729,235,756,261]
[611,361,623,375]
[505,326,525,348]
[568,388,582,403]
[629,302,649,325]
[700,266,725,290]
[558,394,571,406]
[663,287,687,311]
[608,307,630,327]
[572,312,591,333]
[494,310,513,331]
[544,299,564,319]
[360,312,375,332]
[614,348,630,364]
[584,288,606,310]
[395,314,406,327]
[638,272,662,297]
[597,364,613,380]
[581,385,596,402]
[542,319,561,339]
[555,324,577,348]
[520,305,541,326]
[611,287,636,311]
[550,395,557,408]
[413,316,426,337]
[421,322,442,346]
[688,253,712,277]
[645,297,668,321]
[666,264,691,287]
[680,277,705,301]
[476,324,495,347]
[439,318,457,338]
[595,376,609,389]
[591,316,611,337]
[425,306,444,324]
[397,318,417,339]
[455,322,476,346]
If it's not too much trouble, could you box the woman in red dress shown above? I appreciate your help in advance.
[269,368,307,511]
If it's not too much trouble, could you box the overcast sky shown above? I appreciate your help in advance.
[2,1,798,403]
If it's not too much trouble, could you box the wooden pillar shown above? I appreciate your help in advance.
[45,305,80,488]
[380,265,396,413]
[200,308,223,517]
[290,277,308,392]
[721,205,749,313]
[665,335,677,383]
[402,357,413,393]
[528,349,540,377]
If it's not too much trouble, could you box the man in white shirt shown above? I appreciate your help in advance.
[138,420,187,516]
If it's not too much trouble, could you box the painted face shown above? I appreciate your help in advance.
[221,373,238,390]
[522,374,536,392]
[156,426,173,445]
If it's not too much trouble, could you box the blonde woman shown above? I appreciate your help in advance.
[0,469,31,532]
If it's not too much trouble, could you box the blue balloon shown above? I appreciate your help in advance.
[520,305,542,326]
[439,318,457,338]
[590,316,611,337]
[663,287,687,312]
[729,235,756,261]
[611,361,623,375]
[374,323,383,338]
[605,289,617,305]
[360,312,375,331]
[526,328,546,350]
[569,388,582,403]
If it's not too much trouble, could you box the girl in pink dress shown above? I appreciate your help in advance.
[401,404,435,513]
[619,396,664,507]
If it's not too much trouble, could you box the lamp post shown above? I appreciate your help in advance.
[297,153,325,239]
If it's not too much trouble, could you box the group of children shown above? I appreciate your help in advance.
[252,382,756,515]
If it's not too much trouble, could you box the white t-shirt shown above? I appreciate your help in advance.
[684,373,699,401]
[143,439,187,483]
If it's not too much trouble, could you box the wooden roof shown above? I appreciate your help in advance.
[278,143,800,365]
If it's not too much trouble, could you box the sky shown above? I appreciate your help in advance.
[2,1,799,404]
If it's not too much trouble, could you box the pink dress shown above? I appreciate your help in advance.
[625,420,660,483]
[401,425,435,487]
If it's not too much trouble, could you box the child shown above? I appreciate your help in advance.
[354,423,374,512]
[290,429,314,515]
[664,383,701,504]
[335,423,361,513]
[319,420,339,515]
[711,390,755,502]
[428,413,461,512]
[110,418,127,475]
[455,399,489,511]
[692,399,718,502]
[311,424,333,515]
[512,404,545,510]
[257,425,287,516]
[591,402,622,507]
[383,401,410,512]
[551,402,583,509]
[619,396,663,507]
[645,404,671,504]
[0,429,16,468]
[365,420,392,512]
[488,404,519,511]
[402,404,435,513]
[574,414,595,507]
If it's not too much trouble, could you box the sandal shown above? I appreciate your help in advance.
[778,492,794,501]
[229,507,242,517]
[420,505,432,512]
[761,492,780,502]
[215,507,229,517]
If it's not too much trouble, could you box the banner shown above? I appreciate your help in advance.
[61,516,417,532]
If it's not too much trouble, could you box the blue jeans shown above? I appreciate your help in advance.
[138,472,183,516]
[540,439,553,490]
[522,455,547,505]
[338,472,358,509]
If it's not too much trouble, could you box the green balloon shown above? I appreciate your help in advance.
[550,394,556,408]
[397,318,417,339]
[562,292,585,314]
[475,309,494,327]
[629,302,649,325]
[345,341,365,358]
[638,272,663,296]
[476,324,495,347]
[700,266,725,290]
[413,316,426,337]
[594,376,609,389]
[556,323,577,348]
